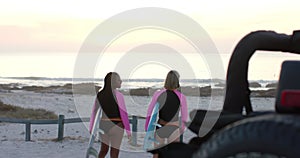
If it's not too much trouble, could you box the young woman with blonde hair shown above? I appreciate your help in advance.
[145,70,188,158]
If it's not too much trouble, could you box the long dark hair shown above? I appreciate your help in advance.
[101,72,119,93]
[99,72,119,101]
[98,72,121,119]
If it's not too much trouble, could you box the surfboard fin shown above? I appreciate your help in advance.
[97,129,104,135]
[153,123,162,128]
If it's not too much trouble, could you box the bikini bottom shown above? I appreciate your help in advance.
[156,125,179,138]
[99,120,123,134]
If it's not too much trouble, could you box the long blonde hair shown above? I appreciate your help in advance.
[164,70,180,90]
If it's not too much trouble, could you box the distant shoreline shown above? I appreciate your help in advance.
[0,82,277,97]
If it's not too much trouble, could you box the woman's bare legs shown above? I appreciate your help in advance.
[99,134,109,158]
[153,133,165,158]
[98,122,124,158]
[109,123,124,158]
[167,128,180,144]
[153,128,181,158]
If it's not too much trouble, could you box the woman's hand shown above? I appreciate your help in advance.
[127,135,133,145]
[127,135,132,141]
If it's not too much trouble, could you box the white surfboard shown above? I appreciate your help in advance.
[86,108,103,158]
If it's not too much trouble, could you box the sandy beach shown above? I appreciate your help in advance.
[0,89,275,158]
[1,0,299,157]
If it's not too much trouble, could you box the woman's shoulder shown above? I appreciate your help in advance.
[114,89,123,95]
[154,88,166,94]
[173,89,186,97]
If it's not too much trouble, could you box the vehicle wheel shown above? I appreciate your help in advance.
[192,114,300,158]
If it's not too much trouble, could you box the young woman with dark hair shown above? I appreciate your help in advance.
[89,72,131,158]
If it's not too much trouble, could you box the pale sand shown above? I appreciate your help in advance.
[0,91,275,158]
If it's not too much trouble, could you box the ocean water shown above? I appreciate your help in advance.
[2,51,300,81]
[2,51,300,90]
[0,76,275,91]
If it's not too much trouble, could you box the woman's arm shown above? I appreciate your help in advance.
[115,90,131,136]
[145,89,166,131]
[89,98,100,133]
[180,94,188,130]
[174,90,188,130]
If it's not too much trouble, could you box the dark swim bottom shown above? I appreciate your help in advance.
[100,120,123,134]
[156,125,179,138]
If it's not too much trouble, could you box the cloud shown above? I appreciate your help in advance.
[0,18,98,53]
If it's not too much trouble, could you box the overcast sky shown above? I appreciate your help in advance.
[1,0,299,53]
[0,0,299,78]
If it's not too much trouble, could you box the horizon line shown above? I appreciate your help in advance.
[0,76,277,81]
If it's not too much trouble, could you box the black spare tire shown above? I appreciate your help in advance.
[192,114,300,158]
